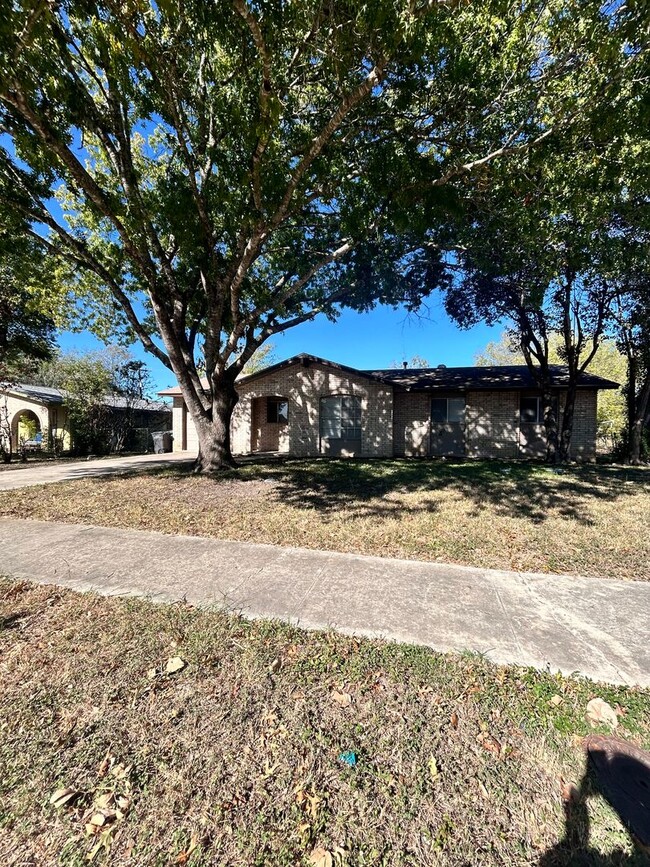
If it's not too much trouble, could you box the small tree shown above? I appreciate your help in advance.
[38,349,154,455]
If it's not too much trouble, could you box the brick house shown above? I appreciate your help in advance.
[160,353,619,461]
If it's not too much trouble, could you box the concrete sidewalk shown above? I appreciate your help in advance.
[1,517,648,687]
[0,452,195,491]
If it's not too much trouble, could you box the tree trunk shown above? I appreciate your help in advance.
[629,371,650,465]
[626,355,638,440]
[558,384,577,463]
[192,379,240,473]
[541,386,559,463]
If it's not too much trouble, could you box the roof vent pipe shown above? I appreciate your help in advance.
[402,361,408,369]
[437,364,447,369]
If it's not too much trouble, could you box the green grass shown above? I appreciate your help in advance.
[1,578,649,866]
[0,458,648,580]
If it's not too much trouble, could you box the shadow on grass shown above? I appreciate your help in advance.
[0,610,27,631]
[538,757,650,866]
[68,456,650,528]
[225,458,650,527]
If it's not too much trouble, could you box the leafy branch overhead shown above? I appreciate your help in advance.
[0,0,644,469]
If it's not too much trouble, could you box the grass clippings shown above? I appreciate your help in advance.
[0,459,648,580]
[1,578,649,866]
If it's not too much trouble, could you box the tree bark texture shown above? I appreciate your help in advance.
[191,378,240,473]
[629,371,650,465]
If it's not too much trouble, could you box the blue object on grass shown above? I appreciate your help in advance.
[339,751,357,767]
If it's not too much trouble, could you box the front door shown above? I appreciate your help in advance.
[430,397,466,456]
[251,397,288,452]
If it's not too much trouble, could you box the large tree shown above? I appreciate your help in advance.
[0,0,636,470]
[444,20,649,463]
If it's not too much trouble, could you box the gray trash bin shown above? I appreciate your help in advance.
[162,431,173,452]
[151,431,165,454]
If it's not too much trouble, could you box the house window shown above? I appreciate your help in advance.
[520,396,558,424]
[320,395,362,440]
[266,398,288,424]
[520,397,541,423]
[431,397,465,424]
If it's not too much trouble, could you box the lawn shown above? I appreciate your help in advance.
[0,459,648,580]
[1,578,649,866]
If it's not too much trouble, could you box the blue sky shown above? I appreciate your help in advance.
[57,296,502,393]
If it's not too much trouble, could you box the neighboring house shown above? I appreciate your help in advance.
[160,353,619,461]
[0,383,171,453]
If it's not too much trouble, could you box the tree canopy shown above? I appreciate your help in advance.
[0,216,62,381]
[0,0,643,469]
[443,18,649,461]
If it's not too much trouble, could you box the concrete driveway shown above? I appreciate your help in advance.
[0,452,196,491]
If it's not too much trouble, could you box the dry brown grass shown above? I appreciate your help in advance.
[0,459,648,580]
[1,578,649,866]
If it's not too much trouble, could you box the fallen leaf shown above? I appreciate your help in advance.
[49,787,77,809]
[549,695,563,707]
[165,656,187,674]
[115,794,131,812]
[146,667,158,680]
[174,833,199,864]
[331,691,352,708]
[269,657,281,673]
[428,754,439,781]
[296,787,322,820]
[450,712,459,729]
[477,779,489,798]
[89,812,109,827]
[87,829,113,862]
[97,753,111,777]
[94,793,114,811]
[477,732,502,757]
[586,697,618,729]
[110,762,130,780]
[309,847,333,867]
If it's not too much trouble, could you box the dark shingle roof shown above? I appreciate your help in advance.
[157,354,620,395]
[365,364,620,391]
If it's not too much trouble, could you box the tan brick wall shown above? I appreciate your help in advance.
[1,393,71,452]
[175,362,393,457]
[393,392,431,457]
[517,390,597,461]
[466,391,519,459]
[233,362,393,457]
[171,396,185,452]
[250,397,287,452]
[171,374,599,461]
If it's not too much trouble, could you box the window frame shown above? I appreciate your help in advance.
[319,394,362,442]
[430,396,465,425]
[266,397,288,424]
[520,395,559,425]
